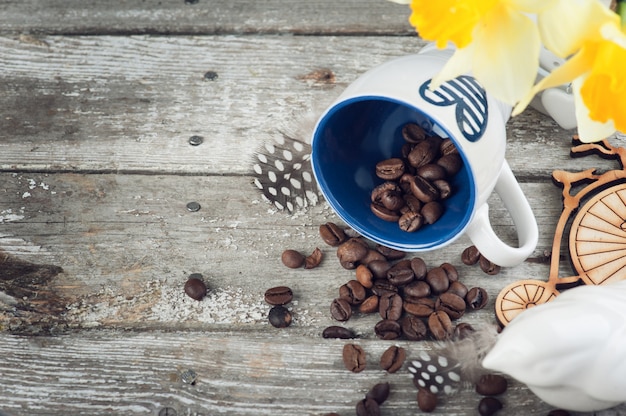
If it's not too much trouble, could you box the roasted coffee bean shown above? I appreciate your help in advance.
[440,138,459,155]
[322,325,356,339]
[403,297,435,317]
[337,238,369,266]
[428,310,454,340]
[387,261,415,286]
[398,210,424,232]
[479,255,501,275]
[319,222,347,247]
[368,260,392,279]
[410,175,439,203]
[437,153,463,176]
[361,249,387,265]
[403,194,423,213]
[447,281,469,299]
[417,387,438,412]
[402,123,427,143]
[371,202,401,222]
[403,280,431,299]
[426,266,450,294]
[355,264,374,288]
[461,245,481,265]
[356,398,380,416]
[410,257,428,280]
[421,201,444,224]
[339,280,367,305]
[379,292,403,321]
[417,163,447,181]
[184,277,207,301]
[374,319,402,340]
[264,286,293,305]
[330,297,352,321]
[476,374,508,396]
[371,279,398,296]
[304,247,323,269]
[435,292,466,320]
[401,314,428,340]
[432,179,452,199]
[380,189,405,211]
[478,397,503,416]
[453,322,475,340]
[408,139,438,168]
[376,158,405,180]
[376,245,406,261]
[268,305,292,328]
[281,249,305,268]
[466,287,489,310]
[358,295,379,314]
[342,343,366,373]
[366,382,390,405]
[440,262,459,282]
[380,345,406,373]
[371,181,401,203]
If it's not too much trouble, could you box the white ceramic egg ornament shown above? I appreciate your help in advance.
[482,280,626,412]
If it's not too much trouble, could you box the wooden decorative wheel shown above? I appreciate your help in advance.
[569,182,626,286]
[495,280,559,326]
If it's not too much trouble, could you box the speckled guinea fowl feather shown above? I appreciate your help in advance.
[408,325,499,394]
[252,132,322,212]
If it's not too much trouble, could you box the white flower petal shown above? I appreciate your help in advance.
[472,11,540,104]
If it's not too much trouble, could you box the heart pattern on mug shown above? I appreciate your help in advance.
[419,76,488,142]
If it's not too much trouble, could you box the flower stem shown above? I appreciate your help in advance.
[619,0,626,28]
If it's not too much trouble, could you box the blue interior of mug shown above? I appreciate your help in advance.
[311,96,476,251]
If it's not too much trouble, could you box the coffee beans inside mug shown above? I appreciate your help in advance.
[370,124,464,233]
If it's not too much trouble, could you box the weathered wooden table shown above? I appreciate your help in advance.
[1,1,625,415]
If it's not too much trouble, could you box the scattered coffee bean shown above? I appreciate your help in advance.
[319,222,347,247]
[184,277,207,301]
[475,374,508,396]
[376,245,406,260]
[461,245,481,265]
[264,286,293,305]
[479,254,501,275]
[387,261,415,286]
[281,249,305,268]
[304,247,323,269]
[355,398,380,416]
[339,280,367,305]
[358,295,379,314]
[466,287,489,310]
[410,257,428,279]
[403,297,435,318]
[330,297,353,321]
[268,305,292,328]
[435,292,466,320]
[417,387,438,412]
[403,280,431,300]
[322,325,356,339]
[428,310,454,340]
[447,280,469,298]
[355,264,374,288]
[453,322,475,340]
[374,319,402,340]
[440,262,459,282]
[401,314,428,340]
[342,343,366,373]
[378,292,403,321]
[366,382,390,405]
[368,260,392,279]
[380,345,406,373]
[478,397,503,416]
[426,266,450,294]
[337,238,369,268]
[361,249,387,265]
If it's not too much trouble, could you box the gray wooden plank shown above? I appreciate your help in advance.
[1,34,617,176]
[0,0,414,35]
[4,330,621,416]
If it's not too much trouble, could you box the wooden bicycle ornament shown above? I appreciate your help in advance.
[496,137,626,326]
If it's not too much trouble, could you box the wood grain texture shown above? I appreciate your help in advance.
[0,0,414,35]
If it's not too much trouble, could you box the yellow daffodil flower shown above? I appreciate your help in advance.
[513,11,625,142]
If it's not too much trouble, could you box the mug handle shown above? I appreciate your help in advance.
[465,160,538,267]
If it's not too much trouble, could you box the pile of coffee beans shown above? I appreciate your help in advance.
[370,123,463,232]
[319,222,489,341]
[264,285,294,328]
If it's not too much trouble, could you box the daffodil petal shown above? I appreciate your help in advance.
[538,0,618,57]
[471,7,540,104]
[508,0,555,13]
[430,45,474,90]
[572,78,616,142]
[512,47,593,116]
